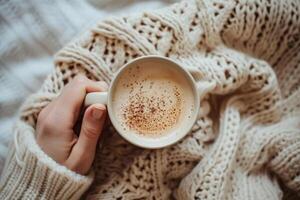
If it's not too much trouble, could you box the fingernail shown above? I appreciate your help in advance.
[98,81,109,91]
[92,107,104,119]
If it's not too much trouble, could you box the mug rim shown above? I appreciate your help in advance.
[107,55,199,149]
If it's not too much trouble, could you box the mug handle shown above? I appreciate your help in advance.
[84,92,108,106]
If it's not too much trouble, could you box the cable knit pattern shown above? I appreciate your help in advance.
[1,0,300,199]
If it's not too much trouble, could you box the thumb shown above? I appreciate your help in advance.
[66,104,106,174]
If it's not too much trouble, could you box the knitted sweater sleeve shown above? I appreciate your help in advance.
[0,0,299,199]
[0,121,93,199]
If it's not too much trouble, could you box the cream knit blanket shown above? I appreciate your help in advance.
[0,0,300,199]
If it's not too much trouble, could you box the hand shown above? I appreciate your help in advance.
[36,75,108,175]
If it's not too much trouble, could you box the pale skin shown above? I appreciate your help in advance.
[36,75,108,175]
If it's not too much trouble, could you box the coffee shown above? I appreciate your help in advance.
[112,60,195,138]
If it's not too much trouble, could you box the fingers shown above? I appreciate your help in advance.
[78,104,106,152]
[57,75,108,125]
[65,104,106,174]
[36,75,109,174]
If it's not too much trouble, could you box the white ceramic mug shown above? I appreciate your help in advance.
[84,56,199,148]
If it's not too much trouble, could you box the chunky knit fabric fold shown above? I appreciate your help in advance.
[1,0,300,199]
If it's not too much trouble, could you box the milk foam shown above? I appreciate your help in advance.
[112,61,195,138]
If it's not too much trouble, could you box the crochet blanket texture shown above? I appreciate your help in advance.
[1,0,300,199]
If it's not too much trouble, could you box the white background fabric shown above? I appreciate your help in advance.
[0,0,177,175]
